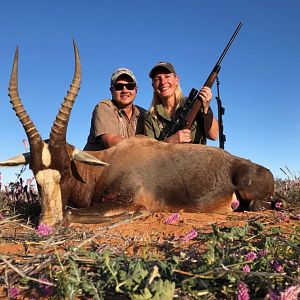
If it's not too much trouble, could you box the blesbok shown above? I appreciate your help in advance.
[0,43,274,227]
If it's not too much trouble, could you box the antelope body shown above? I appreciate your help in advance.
[0,44,274,227]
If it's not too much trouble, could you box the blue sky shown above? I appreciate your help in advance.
[0,0,299,185]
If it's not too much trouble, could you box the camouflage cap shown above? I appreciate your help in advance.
[149,62,177,78]
[110,67,137,86]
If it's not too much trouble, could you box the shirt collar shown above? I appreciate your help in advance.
[112,100,140,118]
[155,103,172,121]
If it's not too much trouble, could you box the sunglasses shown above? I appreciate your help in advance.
[114,82,136,91]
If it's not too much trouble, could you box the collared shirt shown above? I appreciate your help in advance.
[84,99,146,150]
[144,103,206,144]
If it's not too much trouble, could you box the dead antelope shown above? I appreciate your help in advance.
[0,43,274,227]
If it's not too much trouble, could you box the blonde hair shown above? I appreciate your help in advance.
[149,83,186,118]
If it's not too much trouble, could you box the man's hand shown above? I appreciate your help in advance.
[101,134,124,148]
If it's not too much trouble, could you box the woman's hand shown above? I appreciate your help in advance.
[198,86,212,114]
[166,129,191,143]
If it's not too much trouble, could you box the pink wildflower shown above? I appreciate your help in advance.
[277,211,289,222]
[39,277,53,297]
[266,285,300,300]
[245,251,257,261]
[266,288,278,300]
[274,201,283,209]
[270,259,284,273]
[231,193,240,210]
[236,281,250,300]
[231,199,240,210]
[242,264,251,272]
[37,224,53,236]
[182,229,198,242]
[0,213,4,221]
[280,285,300,300]
[165,213,180,224]
[275,264,284,273]
[259,249,267,257]
[293,213,300,220]
[8,287,20,299]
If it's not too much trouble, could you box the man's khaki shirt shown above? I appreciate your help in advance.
[84,99,145,150]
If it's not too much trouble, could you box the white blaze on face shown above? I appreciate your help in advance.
[42,143,51,167]
[35,169,63,225]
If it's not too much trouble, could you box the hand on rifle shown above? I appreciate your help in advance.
[198,86,212,114]
[166,129,192,143]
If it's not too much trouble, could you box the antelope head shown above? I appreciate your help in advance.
[0,43,107,226]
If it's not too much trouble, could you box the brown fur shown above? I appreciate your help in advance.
[51,135,274,226]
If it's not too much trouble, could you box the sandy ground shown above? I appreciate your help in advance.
[0,209,299,299]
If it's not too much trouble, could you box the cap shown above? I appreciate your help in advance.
[110,68,137,86]
[149,62,177,78]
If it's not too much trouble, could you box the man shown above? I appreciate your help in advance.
[84,68,145,150]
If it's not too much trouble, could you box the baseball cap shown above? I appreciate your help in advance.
[149,62,177,78]
[110,68,137,86]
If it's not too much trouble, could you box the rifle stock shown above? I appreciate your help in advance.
[184,65,221,129]
[167,22,242,139]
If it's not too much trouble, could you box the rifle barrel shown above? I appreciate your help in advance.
[167,22,243,137]
[216,22,243,66]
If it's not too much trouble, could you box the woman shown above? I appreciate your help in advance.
[144,62,218,144]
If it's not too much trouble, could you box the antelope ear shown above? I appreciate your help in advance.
[0,152,31,166]
[71,149,109,166]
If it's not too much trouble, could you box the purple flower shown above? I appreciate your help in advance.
[231,193,240,210]
[245,251,257,261]
[270,259,284,273]
[0,213,4,221]
[182,229,198,242]
[294,213,300,220]
[266,288,278,300]
[8,287,20,299]
[165,213,180,224]
[258,249,267,257]
[236,281,250,300]
[280,285,300,300]
[36,223,53,236]
[39,277,53,297]
[277,212,289,222]
[266,285,300,300]
[231,199,240,210]
[287,259,298,266]
[242,264,251,272]
[275,264,284,273]
[274,201,283,209]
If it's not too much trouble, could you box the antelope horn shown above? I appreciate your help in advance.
[0,152,31,166]
[8,47,42,145]
[50,41,81,146]
[72,149,109,166]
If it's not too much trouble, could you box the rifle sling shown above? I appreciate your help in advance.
[203,107,213,138]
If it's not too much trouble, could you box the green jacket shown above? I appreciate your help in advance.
[144,103,209,144]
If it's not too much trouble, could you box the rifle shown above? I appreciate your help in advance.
[166,22,243,147]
